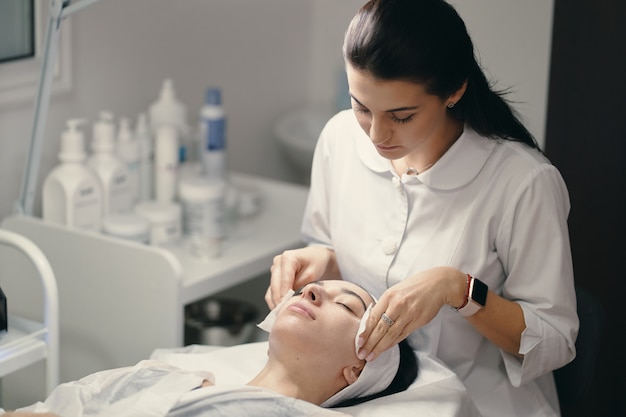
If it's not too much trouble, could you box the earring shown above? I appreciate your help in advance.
[447,102,455,109]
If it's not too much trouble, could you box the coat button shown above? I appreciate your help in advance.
[382,237,398,255]
[392,176,402,189]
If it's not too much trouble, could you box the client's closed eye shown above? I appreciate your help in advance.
[337,302,355,314]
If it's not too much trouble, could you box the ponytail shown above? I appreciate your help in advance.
[451,60,539,149]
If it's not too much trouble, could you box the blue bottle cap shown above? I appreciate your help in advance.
[205,88,222,105]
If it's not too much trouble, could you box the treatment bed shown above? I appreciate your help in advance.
[150,341,483,417]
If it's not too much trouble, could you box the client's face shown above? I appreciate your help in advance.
[272,280,374,365]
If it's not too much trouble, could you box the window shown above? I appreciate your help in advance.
[0,0,72,109]
[0,0,35,63]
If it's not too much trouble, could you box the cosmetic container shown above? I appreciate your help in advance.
[102,213,150,244]
[42,118,103,231]
[134,200,182,246]
[178,175,226,259]
[116,117,140,206]
[200,87,226,180]
[135,112,153,202]
[86,111,132,215]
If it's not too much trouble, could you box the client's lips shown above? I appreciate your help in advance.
[287,302,316,320]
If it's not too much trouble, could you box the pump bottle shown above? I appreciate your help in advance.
[42,118,103,231]
[86,111,133,215]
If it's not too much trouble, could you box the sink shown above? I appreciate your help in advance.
[274,108,333,184]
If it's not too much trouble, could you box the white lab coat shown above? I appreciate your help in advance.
[302,110,578,417]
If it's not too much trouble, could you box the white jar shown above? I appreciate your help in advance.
[134,201,182,246]
[178,176,226,258]
[102,213,150,244]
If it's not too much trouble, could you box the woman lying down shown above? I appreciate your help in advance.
[3,280,418,417]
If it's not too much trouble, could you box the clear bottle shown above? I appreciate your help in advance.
[154,125,179,202]
[116,117,140,206]
[135,112,153,202]
[200,87,226,180]
[42,118,103,231]
[86,111,133,215]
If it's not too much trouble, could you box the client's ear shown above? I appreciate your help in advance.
[342,362,365,385]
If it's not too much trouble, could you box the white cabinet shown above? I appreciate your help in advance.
[0,228,59,396]
[0,173,308,384]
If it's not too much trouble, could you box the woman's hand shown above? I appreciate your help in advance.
[265,246,341,309]
[356,266,466,361]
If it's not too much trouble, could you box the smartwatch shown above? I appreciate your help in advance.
[457,275,488,317]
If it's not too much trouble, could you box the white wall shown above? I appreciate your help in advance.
[0,0,553,222]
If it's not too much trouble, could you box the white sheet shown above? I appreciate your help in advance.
[5,359,346,417]
[150,342,483,417]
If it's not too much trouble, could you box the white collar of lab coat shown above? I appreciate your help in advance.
[354,123,496,191]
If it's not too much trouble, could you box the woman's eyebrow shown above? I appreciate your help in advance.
[349,94,418,113]
[341,288,368,312]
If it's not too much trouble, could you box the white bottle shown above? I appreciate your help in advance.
[42,118,103,231]
[200,87,226,180]
[154,125,179,202]
[87,111,133,215]
[117,117,140,206]
[149,79,188,202]
[135,112,153,202]
[149,78,188,160]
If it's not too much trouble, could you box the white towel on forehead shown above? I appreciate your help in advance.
[257,291,401,408]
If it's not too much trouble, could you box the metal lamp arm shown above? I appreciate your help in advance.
[15,0,101,216]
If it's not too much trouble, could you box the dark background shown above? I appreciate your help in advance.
[545,0,625,415]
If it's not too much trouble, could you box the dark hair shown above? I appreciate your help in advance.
[343,0,539,149]
[332,338,418,408]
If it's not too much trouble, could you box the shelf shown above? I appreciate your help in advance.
[0,315,48,378]
[0,172,308,383]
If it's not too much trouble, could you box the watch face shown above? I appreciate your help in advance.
[472,278,488,306]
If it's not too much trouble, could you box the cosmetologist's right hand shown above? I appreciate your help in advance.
[265,246,340,309]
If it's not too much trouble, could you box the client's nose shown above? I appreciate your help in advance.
[302,284,322,305]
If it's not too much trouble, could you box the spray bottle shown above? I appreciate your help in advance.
[43,118,103,231]
[200,87,226,180]
[149,79,188,202]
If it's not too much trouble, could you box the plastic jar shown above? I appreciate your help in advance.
[178,176,226,258]
[134,201,182,246]
[102,213,150,244]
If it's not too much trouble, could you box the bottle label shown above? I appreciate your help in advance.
[109,170,133,214]
[203,118,226,151]
[183,198,225,238]
[72,181,101,231]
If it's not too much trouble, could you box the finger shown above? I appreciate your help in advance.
[264,285,276,309]
[358,310,406,361]
[357,301,393,360]
[356,300,387,349]
[267,255,286,309]
[369,317,407,360]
